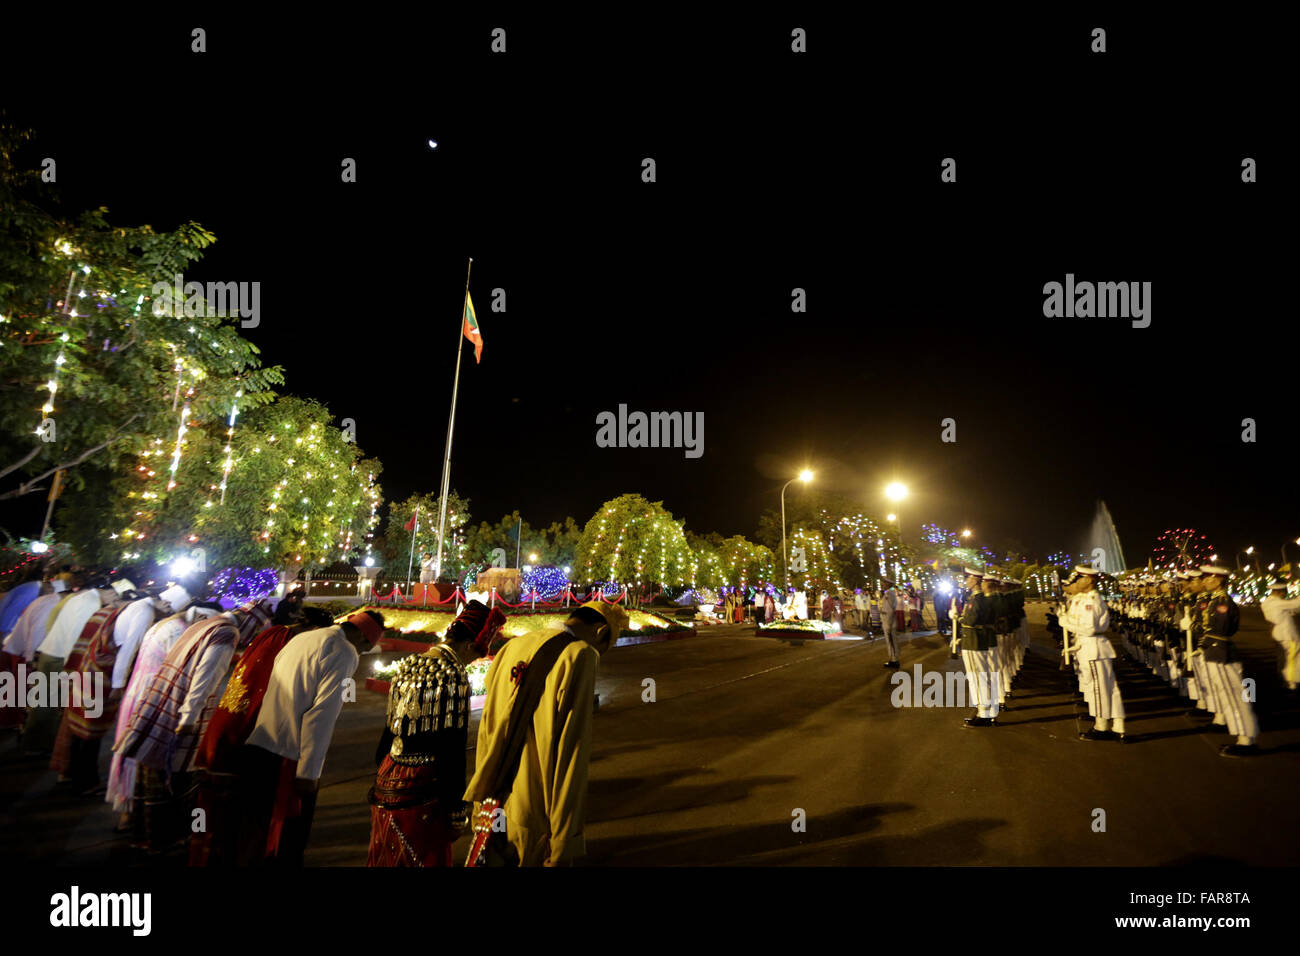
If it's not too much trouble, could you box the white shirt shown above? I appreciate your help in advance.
[110,598,158,689]
[854,594,867,611]
[245,625,359,781]
[2,592,63,661]
[1065,589,1109,636]
[176,624,238,731]
[37,588,105,659]
[1066,589,1115,660]
[881,589,898,615]
[1262,594,1300,646]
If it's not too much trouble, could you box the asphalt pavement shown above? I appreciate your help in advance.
[2,606,1297,866]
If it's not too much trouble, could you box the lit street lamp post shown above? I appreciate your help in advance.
[884,483,908,579]
[781,470,813,590]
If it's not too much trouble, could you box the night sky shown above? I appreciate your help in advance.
[4,12,1292,567]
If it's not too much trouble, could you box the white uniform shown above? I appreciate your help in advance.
[880,589,900,661]
[1066,587,1125,734]
[1262,593,1300,689]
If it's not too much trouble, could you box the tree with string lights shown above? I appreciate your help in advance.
[1,123,283,508]
[577,494,693,589]
[60,395,382,570]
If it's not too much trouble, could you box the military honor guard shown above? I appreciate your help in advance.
[1066,566,1126,742]
[955,568,1000,727]
[1195,565,1258,757]
[1261,581,1300,691]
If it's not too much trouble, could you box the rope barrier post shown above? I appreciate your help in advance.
[531,590,536,611]
[491,586,497,609]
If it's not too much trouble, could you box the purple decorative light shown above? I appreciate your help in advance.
[212,566,279,603]
[521,565,569,601]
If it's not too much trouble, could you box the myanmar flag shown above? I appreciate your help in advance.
[463,293,483,363]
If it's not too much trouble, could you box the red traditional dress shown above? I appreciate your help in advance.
[189,624,296,866]
[368,644,470,867]
[49,605,124,778]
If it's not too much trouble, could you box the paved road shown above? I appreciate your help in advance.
[3,607,1298,866]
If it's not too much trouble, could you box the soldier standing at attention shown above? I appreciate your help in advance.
[1067,567,1126,742]
[1197,565,1257,757]
[958,569,999,728]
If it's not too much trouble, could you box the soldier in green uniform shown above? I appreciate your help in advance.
[959,568,1000,727]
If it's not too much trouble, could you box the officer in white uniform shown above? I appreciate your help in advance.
[1262,581,1300,691]
[1066,566,1126,742]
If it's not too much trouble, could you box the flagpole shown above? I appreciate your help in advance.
[434,257,472,582]
[405,507,418,596]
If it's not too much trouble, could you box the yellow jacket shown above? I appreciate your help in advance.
[464,627,599,865]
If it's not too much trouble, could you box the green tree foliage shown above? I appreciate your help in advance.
[577,494,693,588]
[61,395,381,570]
[1,123,283,503]
[381,490,471,579]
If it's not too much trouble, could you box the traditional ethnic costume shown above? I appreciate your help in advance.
[50,592,158,789]
[106,607,199,815]
[239,611,380,865]
[369,602,503,866]
[1,586,64,730]
[464,600,624,866]
[189,623,297,866]
[114,601,271,852]
[49,604,125,787]
[25,587,105,753]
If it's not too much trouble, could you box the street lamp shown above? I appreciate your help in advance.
[884,481,908,550]
[962,529,972,539]
[781,470,814,590]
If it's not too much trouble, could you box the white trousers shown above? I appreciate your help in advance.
[1079,653,1125,732]
[962,648,1001,718]
[1190,651,1213,711]
[882,621,899,661]
[1201,659,1258,744]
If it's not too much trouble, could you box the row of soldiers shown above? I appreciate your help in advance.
[949,568,1029,727]
[1106,564,1259,756]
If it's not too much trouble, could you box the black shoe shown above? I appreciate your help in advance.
[963,716,993,728]
[1186,708,1212,720]
[1078,729,1112,741]
[1219,744,1258,758]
